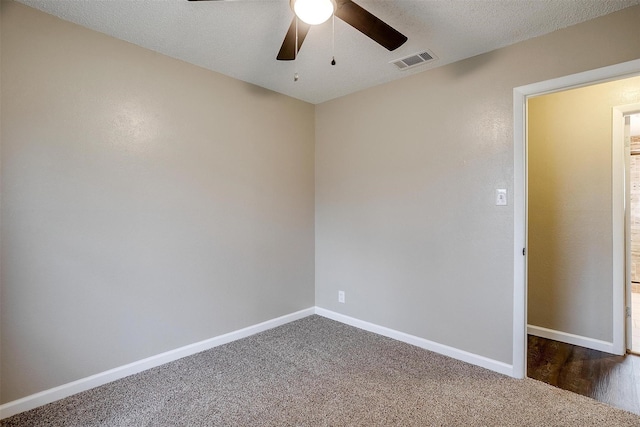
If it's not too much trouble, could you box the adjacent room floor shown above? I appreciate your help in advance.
[528,335,640,415]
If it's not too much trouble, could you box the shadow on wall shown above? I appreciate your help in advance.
[442,50,500,80]
[241,81,283,99]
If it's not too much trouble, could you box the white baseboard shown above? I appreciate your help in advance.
[1,306,517,419]
[527,324,616,354]
[0,307,315,420]
[315,307,514,377]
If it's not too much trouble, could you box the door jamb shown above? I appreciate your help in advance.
[614,104,640,352]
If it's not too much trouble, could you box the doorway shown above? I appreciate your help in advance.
[526,78,640,356]
[515,65,640,414]
[512,59,640,379]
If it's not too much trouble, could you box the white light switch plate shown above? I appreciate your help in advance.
[496,189,507,206]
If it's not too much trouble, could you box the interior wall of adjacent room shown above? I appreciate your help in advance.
[527,77,640,342]
[0,1,315,404]
[315,5,640,364]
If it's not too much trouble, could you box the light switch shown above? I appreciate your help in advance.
[496,189,507,206]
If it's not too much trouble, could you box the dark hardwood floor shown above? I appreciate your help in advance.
[528,335,640,415]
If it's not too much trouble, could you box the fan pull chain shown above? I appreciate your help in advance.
[331,14,336,66]
[294,17,299,82]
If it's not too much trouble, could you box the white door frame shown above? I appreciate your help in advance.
[512,59,640,379]
[614,103,640,352]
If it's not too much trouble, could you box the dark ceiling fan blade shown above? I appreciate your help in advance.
[335,0,407,51]
[276,17,311,61]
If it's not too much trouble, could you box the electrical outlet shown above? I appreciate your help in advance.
[338,290,345,303]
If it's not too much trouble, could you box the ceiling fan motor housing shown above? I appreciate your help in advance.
[278,0,407,61]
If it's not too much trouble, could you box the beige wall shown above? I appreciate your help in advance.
[3,0,640,407]
[528,77,640,341]
[315,6,640,363]
[0,1,315,403]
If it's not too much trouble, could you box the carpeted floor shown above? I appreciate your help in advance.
[2,315,640,426]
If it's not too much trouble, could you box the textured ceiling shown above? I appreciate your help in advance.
[15,0,640,104]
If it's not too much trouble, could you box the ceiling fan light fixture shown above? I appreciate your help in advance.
[291,0,336,25]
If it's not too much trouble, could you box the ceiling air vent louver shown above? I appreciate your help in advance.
[391,50,437,71]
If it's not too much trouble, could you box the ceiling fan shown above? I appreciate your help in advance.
[188,0,408,61]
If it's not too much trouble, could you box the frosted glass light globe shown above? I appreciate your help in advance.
[292,0,336,25]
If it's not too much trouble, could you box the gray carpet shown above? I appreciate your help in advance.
[2,315,640,426]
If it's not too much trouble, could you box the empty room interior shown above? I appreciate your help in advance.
[2,0,640,425]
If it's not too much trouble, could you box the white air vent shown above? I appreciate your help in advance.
[391,50,437,71]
